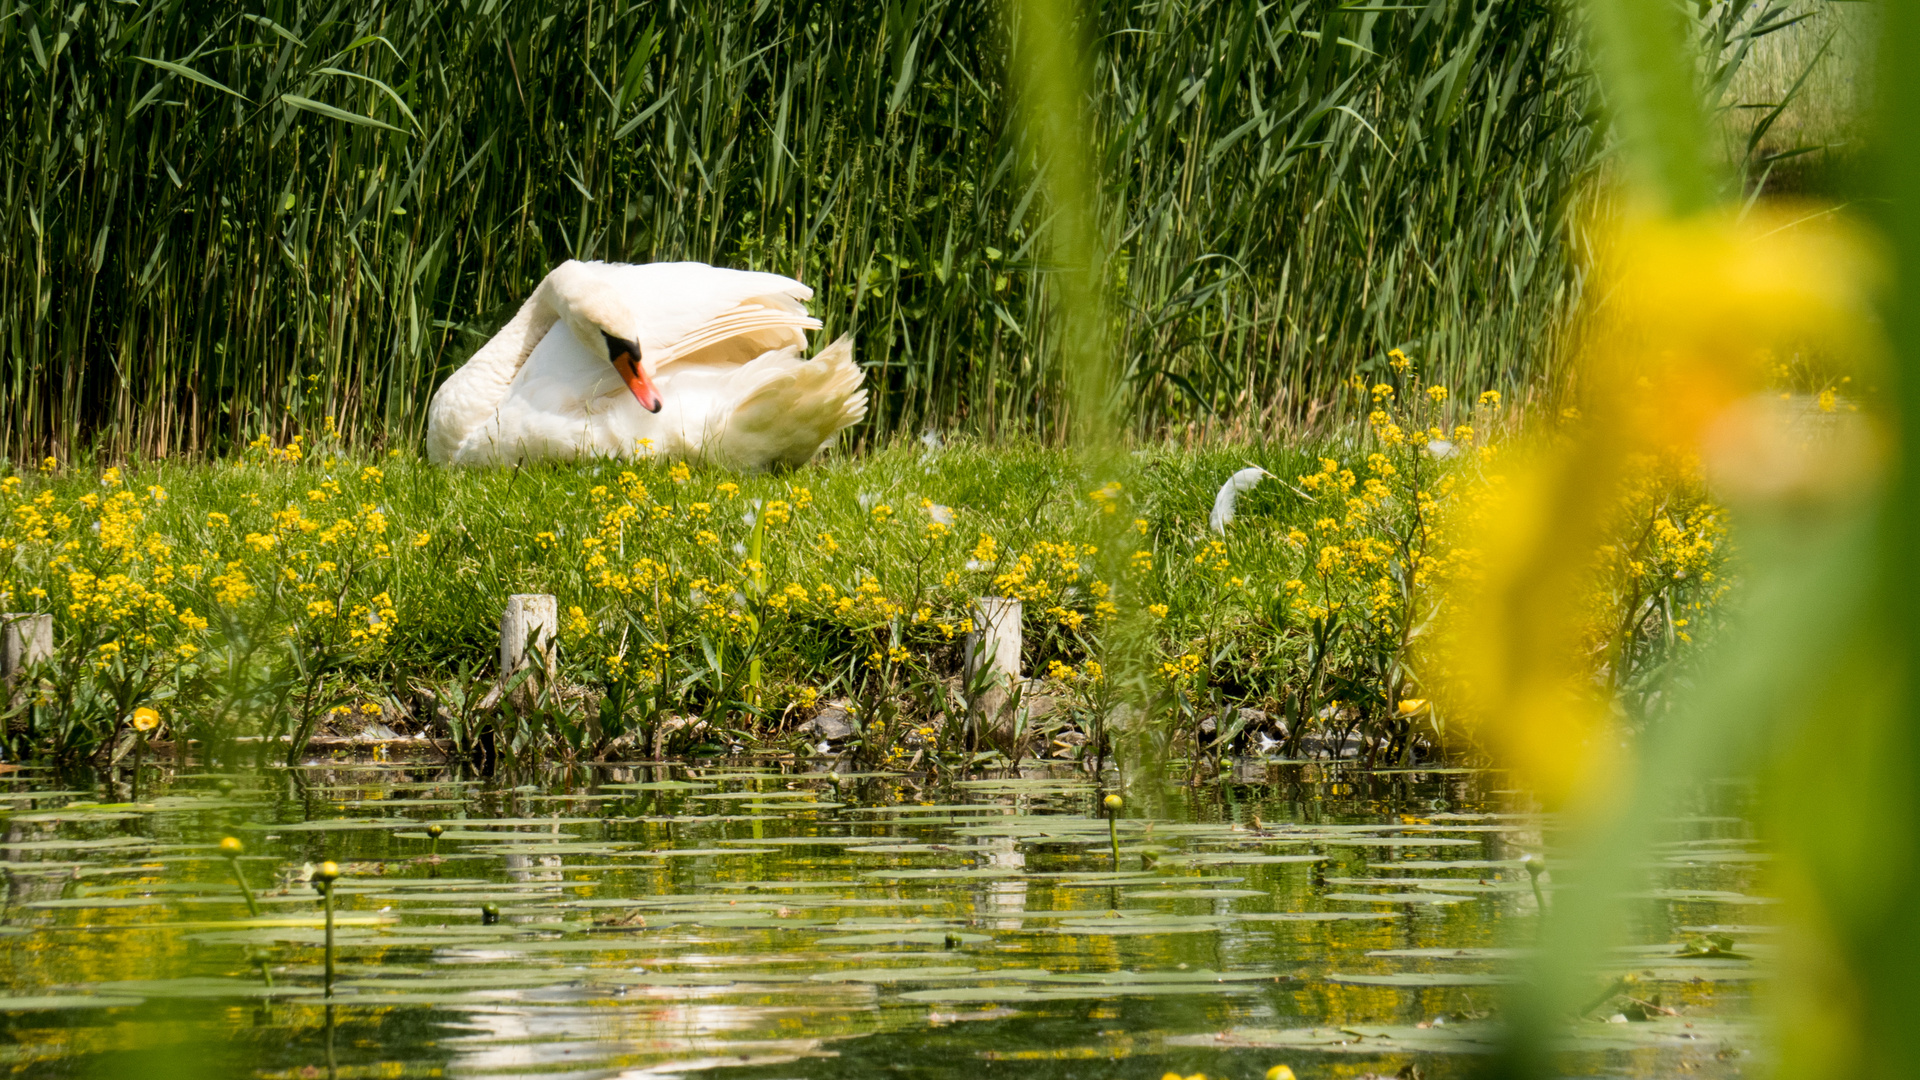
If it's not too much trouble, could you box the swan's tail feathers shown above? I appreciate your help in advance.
[715,334,867,468]
[654,298,823,371]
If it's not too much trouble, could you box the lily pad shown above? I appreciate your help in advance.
[0,994,146,1011]
[1327,972,1517,986]
[1123,888,1267,899]
[1323,892,1475,904]
[812,931,991,946]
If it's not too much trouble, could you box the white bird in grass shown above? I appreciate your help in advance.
[427,260,867,469]
[1209,465,1272,533]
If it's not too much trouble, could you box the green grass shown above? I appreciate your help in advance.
[0,369,1725,775]
[4,434,1354,766]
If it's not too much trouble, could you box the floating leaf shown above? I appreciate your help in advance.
[0,994,146,1011]
[1124,888,1267,899]
[1323,892,1475,904]
[1327,972,1517,986]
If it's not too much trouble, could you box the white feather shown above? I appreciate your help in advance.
[1209,466,1270,533]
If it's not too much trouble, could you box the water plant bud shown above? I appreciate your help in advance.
[219,836,243,857]
[1103,794,1123,811]
[427,824,444,839]
[216,779,236,794]
[481,904,500,925]
[313,861,341,885]
[1523,854,1545,877]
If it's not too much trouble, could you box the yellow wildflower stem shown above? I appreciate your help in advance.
[746,506,767,708]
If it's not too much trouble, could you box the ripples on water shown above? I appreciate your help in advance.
[0,759,1766,1078]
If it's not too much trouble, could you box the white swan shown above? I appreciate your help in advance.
[425,260,867,469]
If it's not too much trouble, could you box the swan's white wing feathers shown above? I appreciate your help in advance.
[591,261,817,365]
[438,261,864,469]
[711,335,867,467]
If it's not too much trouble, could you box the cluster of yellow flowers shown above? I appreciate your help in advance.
[0,434,418,746]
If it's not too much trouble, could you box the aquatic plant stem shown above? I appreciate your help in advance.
[221,848,260,918]
[314,860,340,998]
[1525,855,1549,914]
[1103,794,1123,871]
[323,884,334,997]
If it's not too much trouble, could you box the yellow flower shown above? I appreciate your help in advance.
[1148,603,1169,618]
[1158,653,1203,682]
[413,532,432,547]
[1479,390,1501,407]
[1396,698,1429,716]
[1426,385,1448,403]
[129,707,160,732]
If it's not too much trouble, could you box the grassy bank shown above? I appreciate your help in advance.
[0,370,1726,772]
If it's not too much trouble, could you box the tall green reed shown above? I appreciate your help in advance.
[2,0,1717,460]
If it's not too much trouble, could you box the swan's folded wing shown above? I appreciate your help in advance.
[597,261,820,368]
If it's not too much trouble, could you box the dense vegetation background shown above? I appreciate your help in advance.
[2,0,1606,459]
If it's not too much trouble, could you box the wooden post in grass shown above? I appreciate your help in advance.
[1,613,51,709]
[499,595,558,708]
[1,614,51,680]
[964,597,1022,745]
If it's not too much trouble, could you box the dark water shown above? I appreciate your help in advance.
[0,759,1765,1078]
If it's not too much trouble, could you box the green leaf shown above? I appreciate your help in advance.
[136,57,250,102]
[279,94,405,134]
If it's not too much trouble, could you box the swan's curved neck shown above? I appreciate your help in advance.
[425,275,569,462]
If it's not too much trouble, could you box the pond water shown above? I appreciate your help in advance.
[0,759,1765,1079]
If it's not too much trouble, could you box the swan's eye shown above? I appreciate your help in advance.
[601,331,641,367]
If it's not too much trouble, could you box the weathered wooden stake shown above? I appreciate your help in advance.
[964,597,1022,741]
[499,594,558,706]
[2,613,52,715]
[1,613,52,684]
[964,597,1022,686]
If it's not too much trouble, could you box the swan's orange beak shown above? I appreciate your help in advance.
[604,333,662,413]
